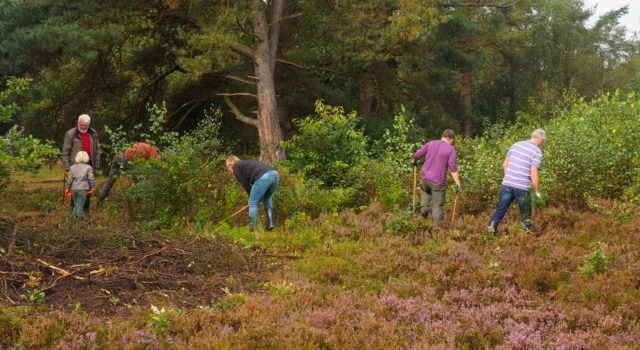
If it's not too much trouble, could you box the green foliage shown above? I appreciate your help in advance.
[0,78,59,192]
[363,108,421,210]
[19,289,45,305]
[580,242,609,278]
[457,91,640,210]
[283,100,368,188]
[0,77,31,123]
[123,104,238,228]
[214,287,245,310]
[272,169,357,218]
[150,305,172,335]
[455,121,522,211]
[542,92,640,204]
[265,281,296,299]
[385,210,432,237]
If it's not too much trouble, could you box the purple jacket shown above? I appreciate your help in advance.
[413,139,458,186]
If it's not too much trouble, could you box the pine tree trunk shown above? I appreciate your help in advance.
[253,0,286,162]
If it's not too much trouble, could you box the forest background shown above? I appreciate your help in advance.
[2,0,640,348]
[2,0,640,159]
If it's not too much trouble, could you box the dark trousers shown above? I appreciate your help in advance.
[489,185,532,230]
[420,179,446,222]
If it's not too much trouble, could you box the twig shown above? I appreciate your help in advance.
[37,258,71,277]
[134,246,169,264]
[0,270,30,276]
[36,258,86,280]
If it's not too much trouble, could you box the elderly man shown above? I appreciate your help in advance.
[97,142,159,206]
[412,129,462,223]
[62,114,100,212]
[488,128,546,234]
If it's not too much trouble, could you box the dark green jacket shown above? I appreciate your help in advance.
[62,127,101,171]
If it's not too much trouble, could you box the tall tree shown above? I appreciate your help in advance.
[228,0,286,162]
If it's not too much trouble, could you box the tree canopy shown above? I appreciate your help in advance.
[1,0,639,158]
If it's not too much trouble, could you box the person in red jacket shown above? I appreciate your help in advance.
[97,142,159,206]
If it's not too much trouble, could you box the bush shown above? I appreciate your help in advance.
[272,168,358,217]
[0,77,59,192]
[122,105,242,228]
[282,100,368,188]
[455,91,640,210]
[542,92,640,204]
[362,108,421,210]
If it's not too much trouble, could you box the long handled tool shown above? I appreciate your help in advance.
[451,192,459,224]
[230,205,249,219]
[412,164,417,213]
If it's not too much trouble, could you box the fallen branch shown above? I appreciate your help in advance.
[37,258,71,277]
[134,246,169,264]
[0,270,30,276]
[36,258,86,280]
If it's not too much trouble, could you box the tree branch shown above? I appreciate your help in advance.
[216,92,258,98]
[170,99,214,130]
[230,44,255,61]
[226,75,257,86]
[276,58,359,78]
[236,16,261,42]
[269,12,302,27]
[223,96,259,128]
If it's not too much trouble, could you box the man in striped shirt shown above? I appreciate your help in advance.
[488,129,546,233]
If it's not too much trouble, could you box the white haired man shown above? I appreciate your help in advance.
[62,114,100,212]
[488,128,546,234]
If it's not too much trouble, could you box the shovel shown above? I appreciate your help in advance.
[451,192,459,224]
[412,164,417,214]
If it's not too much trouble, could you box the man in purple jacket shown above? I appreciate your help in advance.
[413,129,462,222]
[488,129,546,234]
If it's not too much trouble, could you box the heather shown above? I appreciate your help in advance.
[1,92,640,348]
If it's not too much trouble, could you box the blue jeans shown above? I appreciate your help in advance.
[249,170,279,220]
[489,185,532,230]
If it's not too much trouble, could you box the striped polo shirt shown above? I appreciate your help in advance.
[502,140,542,191]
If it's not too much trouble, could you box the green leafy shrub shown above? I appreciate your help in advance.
[580,242,609,277]
[456,91,640,210]
[282,100,368,188]
[542,92,640,204]
[272,168,357,217]
[359,108,421,210]
[0,77,59,192]
[123,105,242,228]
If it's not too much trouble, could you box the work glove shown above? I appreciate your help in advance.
[64,189,72,205]
[454,184,461,193]
[535,192,541,198]
[64,170,69,176]
[87,188,94,195]
[411,159,418,167]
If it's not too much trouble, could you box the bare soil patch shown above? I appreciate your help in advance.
[0,217,275,316]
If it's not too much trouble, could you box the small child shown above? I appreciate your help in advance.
[65,151,97,219]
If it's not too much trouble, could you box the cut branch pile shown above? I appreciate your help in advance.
[0,219,273,315]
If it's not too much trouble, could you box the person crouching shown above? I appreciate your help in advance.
[225,155,279,233]
[65,151,97,219]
